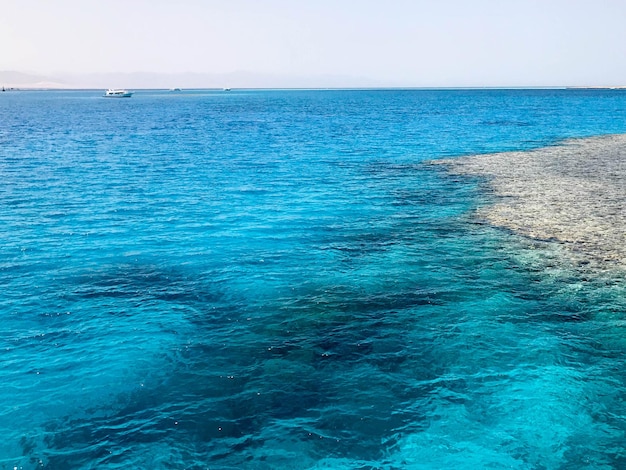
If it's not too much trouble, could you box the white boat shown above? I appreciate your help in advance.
[104,89,133,98]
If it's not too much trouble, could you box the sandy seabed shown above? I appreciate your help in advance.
[435,134,626,271]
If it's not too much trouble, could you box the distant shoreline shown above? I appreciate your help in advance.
[3,86,626,92]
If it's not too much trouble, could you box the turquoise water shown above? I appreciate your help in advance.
[2,89,626,469]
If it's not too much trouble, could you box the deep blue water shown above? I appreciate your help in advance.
[2,88,626,469]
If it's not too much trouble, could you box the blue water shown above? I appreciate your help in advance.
[2,88,626,469]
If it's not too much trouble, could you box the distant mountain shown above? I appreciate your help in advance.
[59,71,237,89]
[2,70,384,90]
[59,71,385,89]
[0,71,69,89]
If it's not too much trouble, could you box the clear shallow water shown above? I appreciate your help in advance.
[2,89,626,469]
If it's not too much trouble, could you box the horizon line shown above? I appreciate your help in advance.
[3,85,626,91]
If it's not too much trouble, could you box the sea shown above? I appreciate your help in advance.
[1,88,626,469]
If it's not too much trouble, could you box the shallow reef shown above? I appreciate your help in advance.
[434,134,626,272]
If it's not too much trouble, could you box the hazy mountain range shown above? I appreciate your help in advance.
[0,70,385,90]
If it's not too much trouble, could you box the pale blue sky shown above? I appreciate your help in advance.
[2,0,626,86]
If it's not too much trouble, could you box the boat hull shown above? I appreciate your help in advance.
[103,89,133,98]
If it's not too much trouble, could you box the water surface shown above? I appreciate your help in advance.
[2,89,626,469]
